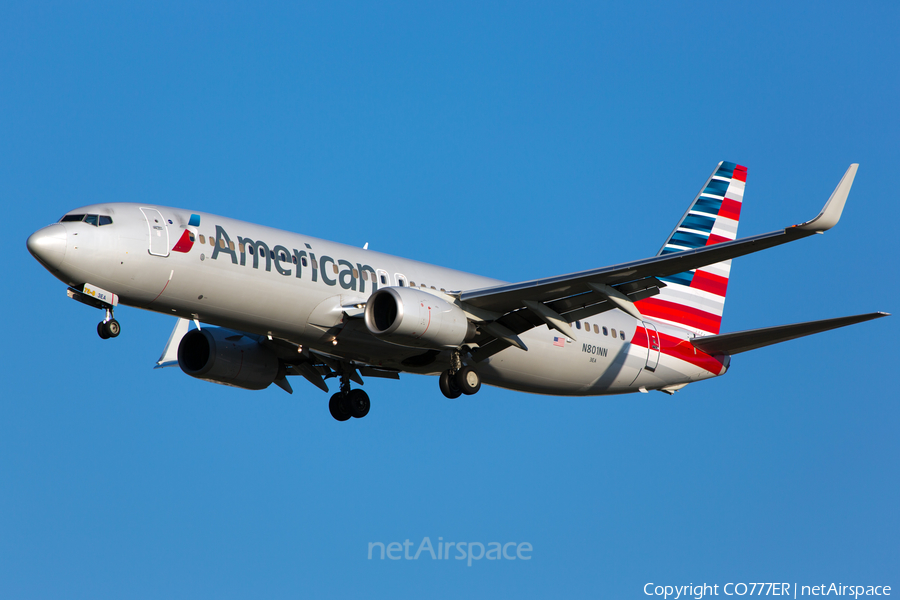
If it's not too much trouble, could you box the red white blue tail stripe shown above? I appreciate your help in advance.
[635,161,746,336]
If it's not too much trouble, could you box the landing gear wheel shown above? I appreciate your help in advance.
[455,366,481,395]
[439,370,462,399]
[329,393,352,421]
[97,319,120,339]
[347,389,370,419]
[105,319,120,338]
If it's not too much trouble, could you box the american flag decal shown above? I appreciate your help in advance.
[553,336,566,347]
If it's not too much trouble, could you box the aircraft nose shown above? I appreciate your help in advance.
[27,223,67,270]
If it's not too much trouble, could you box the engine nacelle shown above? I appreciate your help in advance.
[364,286,475,349]
[178,327,279,390]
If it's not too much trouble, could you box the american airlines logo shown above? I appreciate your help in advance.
[209,225,379,293]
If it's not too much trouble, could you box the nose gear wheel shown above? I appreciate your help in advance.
[97,308,120,339]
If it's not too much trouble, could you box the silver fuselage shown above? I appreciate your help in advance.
[29,203,723,396]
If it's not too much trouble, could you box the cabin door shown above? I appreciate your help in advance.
[643,321,661,372]
[140,208,170,257]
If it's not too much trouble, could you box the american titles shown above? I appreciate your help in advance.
[210,225,379,293]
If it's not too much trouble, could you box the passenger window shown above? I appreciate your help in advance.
[292,255,297,264]
[99,216,113,226]
[602,327,608,336]
[209,237,215,247]
[619,330,626,341]
[594,324,599,334]
[381,275,387,284]
[219,239,226,249]
[229,241,235,251]
[239,243,245,253]
[409,281,416,287]
[584,322,590,331]
[398,277,406,286]
[188,232,195,242]
[352,269,359,278]
[311,259,318,269]
[332,264,339,274]
[431,286,436,290]
[61,214,85,222]
[612,329,617,339]
[249,246,255,255]
[421,283,426,288]
[199,234,206,244]
[362,271,368,281]
[302,257,308,267]
[84,215,99,226]
[575,321,581,330]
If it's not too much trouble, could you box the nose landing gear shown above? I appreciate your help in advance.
[97,308,121,339]
[66,285,122,340]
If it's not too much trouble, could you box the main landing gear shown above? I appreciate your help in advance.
[329,372,370,421]
[439,351,481,399]
[97,308,121,340]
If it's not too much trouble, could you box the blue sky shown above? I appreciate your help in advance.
[3,2,898,598]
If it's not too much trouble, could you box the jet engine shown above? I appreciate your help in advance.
[178,327,279,390]
[364,286,476,349]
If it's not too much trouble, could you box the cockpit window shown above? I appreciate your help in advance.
[58,214,113,226]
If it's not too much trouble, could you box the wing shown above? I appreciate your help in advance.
[460,164,858,361]
[153,317,400,394]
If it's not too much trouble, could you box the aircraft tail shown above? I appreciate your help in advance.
[635,161,747,335]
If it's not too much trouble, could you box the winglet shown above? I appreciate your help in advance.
[795,164,858,232]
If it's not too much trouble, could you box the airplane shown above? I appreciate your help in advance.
[26,162,887,421]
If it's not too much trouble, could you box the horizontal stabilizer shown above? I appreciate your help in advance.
[691,312,888,356]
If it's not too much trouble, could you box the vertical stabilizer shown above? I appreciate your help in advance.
[635,161,747,336]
